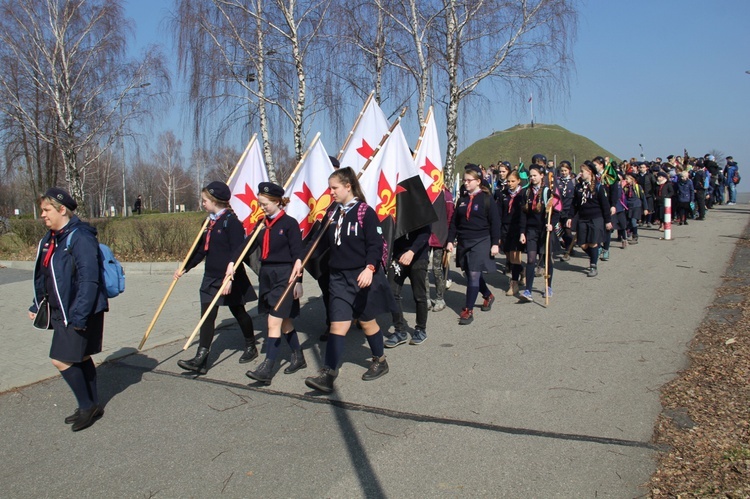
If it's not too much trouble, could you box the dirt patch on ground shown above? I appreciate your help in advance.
[647,234,750,497]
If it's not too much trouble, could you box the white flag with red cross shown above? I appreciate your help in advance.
[227,136,269,235]
[337,93,389,173]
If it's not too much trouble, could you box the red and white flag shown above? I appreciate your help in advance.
[414,107,449,245]
[337,92,389,173]
[285,134,336,240]
[227,135,269,235]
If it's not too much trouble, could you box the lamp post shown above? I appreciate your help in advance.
[122,82,151,217]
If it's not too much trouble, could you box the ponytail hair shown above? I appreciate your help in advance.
[329,166,367,204]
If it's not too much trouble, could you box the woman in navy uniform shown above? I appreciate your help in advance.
[446,164,501,325]
[567,162,612,277]
[497,170,525,297]
[519,166,561,301]
[175,181,258,374]
[29,188,108,431]
[293,167,396,393]
[244,182,306,385]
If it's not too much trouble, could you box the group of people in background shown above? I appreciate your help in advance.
[29,151,740,431]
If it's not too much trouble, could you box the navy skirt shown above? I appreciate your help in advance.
[611,211,628,231]
[199,268,257,306]
[49,307,104,363]
[576,217,606,245]
[258,263,300,319]
[525,226,562,255]
[500,224,523,252]
[456,236,495,273]
[328,267,397,322]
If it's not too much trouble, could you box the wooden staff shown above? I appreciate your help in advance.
[182,134,317,350]
[337,91,375,161]
[138,134,257,350]
[273,107,408,312]
[411,106,433,160]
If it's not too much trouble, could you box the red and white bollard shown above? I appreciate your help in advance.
[662,198,672,240]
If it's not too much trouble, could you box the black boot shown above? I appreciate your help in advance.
[246,358,275,385]
[305,367,337,393]
[284,350,307,374]
[177,347,210,374]
[239,342,259,364]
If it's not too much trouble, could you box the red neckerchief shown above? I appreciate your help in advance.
[466,192,478,220]
[204,219,217,251]
[43,230,57,267]
[507,187,521,214]
[530,186,541,212]
[262,210,285,259]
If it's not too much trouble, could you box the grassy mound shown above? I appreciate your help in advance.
[456,123,619,171]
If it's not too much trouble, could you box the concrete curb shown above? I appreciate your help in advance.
[0,260,203,275]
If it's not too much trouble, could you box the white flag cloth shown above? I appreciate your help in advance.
[228,137,269,234]
[337,95,389,173]
[358,122,417,223]
[414,107,444,204]
[285,136,336,240]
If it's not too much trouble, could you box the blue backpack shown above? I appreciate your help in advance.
[67,229,125,298]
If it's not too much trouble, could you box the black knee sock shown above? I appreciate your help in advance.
[324,334,345,370]
[284,329,301,350]
[525,257,536,291]
[198,303,219,350]
[511,263,522,281]
[60,363,93,410]
[80,358,99,406]
[587,247,599,266]
[366,330,385,358]
[230,305,255,343]
[266,336,282,361]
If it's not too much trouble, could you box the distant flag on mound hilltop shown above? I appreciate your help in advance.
[414,107,449,246]
[228,135,269,235]
[337,92,389,173]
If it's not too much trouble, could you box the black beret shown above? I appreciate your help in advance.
[531,153,547,164]
[205,181,231,201]
[657,172,669,179]
[44,187,77,211]
[501,161,511,168]
[464,163,482,176]
[258,182,285,198]
[329,156,340,169]
[559,160,572,168]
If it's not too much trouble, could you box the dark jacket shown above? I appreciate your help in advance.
[656,181,674,201]
[30,216,108,329]
[676,179,695,203]
[573,181,611,223]
[637,171,656,198]
[448,190,502,243]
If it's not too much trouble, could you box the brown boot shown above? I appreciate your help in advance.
[506,281,518,296]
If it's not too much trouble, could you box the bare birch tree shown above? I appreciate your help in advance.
[155,131,186,213]
[433,0,576,179]
[0,0,169,216]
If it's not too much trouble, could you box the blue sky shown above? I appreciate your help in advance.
[125,1,750,171]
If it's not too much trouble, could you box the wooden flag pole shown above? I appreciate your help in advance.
[337,91,375,161]
[183,135,317,350]
[411,106,433,160]
[273,108,407,312]
[138,135,257,350]
[544,205,553,307]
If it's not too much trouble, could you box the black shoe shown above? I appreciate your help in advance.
[177,347,210,374]
[319,327,330,342]
[71,405,103,432]
[64,408,80,425]
[239,343,258,364]
[246,359,275,385]
[284,350,307,374]
[362,356,389,381]
[305,368,338,393]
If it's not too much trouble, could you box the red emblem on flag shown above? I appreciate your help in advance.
[356,139,374,160]
[420,158,444,203]
[234,183,264,234]
[294,182,332,239]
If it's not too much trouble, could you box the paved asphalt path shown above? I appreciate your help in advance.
[1,202,748,497]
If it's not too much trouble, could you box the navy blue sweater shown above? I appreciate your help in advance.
[448,191,501,243]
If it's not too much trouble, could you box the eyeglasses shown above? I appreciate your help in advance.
[463,178,477,183]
